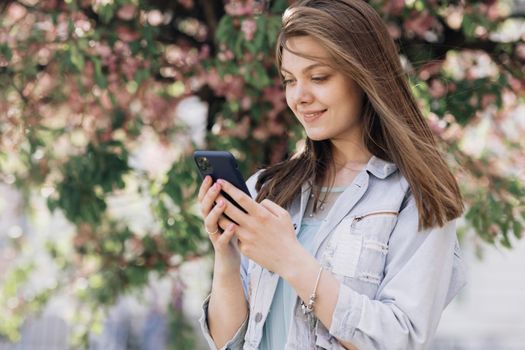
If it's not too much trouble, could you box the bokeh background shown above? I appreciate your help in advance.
[1,0,524,349]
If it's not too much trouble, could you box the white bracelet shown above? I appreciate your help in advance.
[301,266,323,315]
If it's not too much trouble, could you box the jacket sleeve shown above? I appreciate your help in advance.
[198,294,249,350]
[198,170,263,349]
[328,197,467,350]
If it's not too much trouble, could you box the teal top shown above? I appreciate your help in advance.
[259,186,347,350]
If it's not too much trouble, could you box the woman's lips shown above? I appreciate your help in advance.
[302,109,327,123]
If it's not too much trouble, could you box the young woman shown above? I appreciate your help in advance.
[197,1,466,349]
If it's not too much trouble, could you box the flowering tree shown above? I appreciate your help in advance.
[1,0,524,346]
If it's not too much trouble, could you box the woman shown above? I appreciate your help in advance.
[197,0,466,349]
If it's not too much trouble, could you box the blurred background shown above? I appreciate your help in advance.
[0,0,524,349]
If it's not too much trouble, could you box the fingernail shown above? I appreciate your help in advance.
[228,223,235,230]
[218,199,224,207]
[205,176,211,183]
[217,179,224,185]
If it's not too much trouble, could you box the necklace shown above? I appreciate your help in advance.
[335,162,367,172]
[306,186,347,218]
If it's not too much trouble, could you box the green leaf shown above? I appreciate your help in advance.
[252,16,266,51]
[98,4,115,24]
[70,45,85,72]
[0,44,12,62]
[91,57,107,88]
[271,0,288,13]
[513,221,523,239]
[216,16,233,44]
[112,109,126,129]
[266,16,282,47]
[500,233,512,249]
[462,14,477,38]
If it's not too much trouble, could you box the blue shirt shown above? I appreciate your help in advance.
[259,218,321,350]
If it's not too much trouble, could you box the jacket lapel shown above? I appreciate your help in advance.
[310,170,370,257]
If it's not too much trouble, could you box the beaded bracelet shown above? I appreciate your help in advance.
[301,266,323,315]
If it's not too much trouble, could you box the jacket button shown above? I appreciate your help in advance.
[255,312,263,323]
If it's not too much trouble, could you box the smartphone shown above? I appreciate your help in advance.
[193,150,250,213]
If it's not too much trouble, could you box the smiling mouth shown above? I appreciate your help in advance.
[302,110,327,122]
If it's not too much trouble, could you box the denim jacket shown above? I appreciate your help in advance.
[199,156,466,350]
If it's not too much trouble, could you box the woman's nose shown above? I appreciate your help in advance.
[291,81,313,105]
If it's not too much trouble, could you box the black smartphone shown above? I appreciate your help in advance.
[193,150,250,213]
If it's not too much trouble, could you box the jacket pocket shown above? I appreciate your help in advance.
[324,211,398,297]
[352,211,398,288]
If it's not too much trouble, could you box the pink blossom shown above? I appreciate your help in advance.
[268,119,284,135]
[178,0,194,9]
[516,43,525,60]
[229,116,250,138]
[116,26,140,42]
[224,76,245,101]
[32,73,54,99]
[253,126,269,140]
[426,113,446,136]
[262,83,287,120]
[481,94,497,109]
[0,33,9,45]
[7,3,27,22]
[241,96,251,110]
[56,20,69,41]
[199,45,210,60]
[404,10,436,39]
[95,42,112,58]
[206,69,222,91]
[241,18,257,41]
[382,0,404,16]
[418,61,443,80]
[218,50,235,62]
[117,4,137,21]
[147,10,164,26]
[485,2,501,21]
[386,23,401,40]
[121,57,140,81]
[225,0,254,16]
[41,0,60,11]
[429,79,447,99]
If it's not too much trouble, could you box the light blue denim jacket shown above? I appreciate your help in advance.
[199,156,466,350]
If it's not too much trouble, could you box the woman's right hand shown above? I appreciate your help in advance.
[198,176,240,271]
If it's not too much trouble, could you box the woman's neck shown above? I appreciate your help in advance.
[320,139,371,187]
[330,138,371,169]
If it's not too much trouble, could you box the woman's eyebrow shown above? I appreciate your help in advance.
[280,63,329,75]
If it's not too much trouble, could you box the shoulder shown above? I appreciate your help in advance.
[362,157,411,211]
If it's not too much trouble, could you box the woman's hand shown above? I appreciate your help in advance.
[216,179,303,276]
[197,176,240,272]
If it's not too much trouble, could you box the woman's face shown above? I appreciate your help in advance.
[281,36,365,142]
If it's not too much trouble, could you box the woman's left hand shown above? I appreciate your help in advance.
[216,179,303,275]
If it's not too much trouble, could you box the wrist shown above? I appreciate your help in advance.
[213,254,240,275]
[280,243,317,283]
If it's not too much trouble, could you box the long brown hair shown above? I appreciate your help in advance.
[255,0,463,229]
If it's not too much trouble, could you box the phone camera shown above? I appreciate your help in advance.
[197,157,211,172]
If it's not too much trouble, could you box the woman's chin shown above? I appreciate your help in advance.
[305,131,330,142]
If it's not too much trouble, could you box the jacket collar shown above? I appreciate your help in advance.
[365,156,397,179]
[298,156,396,196]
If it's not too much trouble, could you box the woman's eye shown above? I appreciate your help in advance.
[312,76,328,82]
[282,79,294,86]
